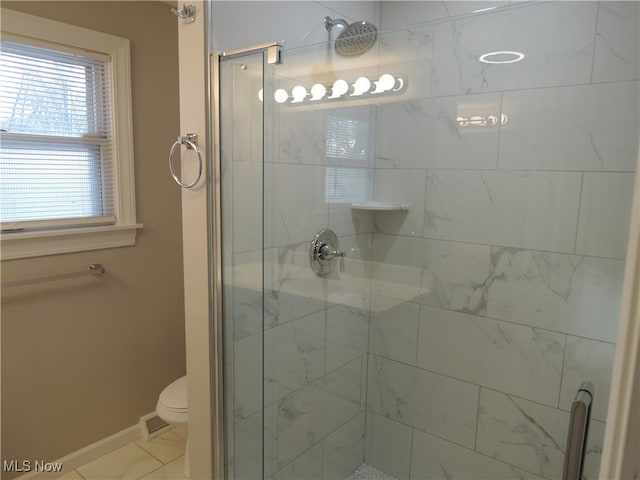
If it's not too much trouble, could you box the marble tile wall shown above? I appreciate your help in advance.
[219,1,638,479]
[367,1,638,479]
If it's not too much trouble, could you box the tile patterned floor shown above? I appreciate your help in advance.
[346,464,399,480]
[56,426,188,480]
[57,430,395,480]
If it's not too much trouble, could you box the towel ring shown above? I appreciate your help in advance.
[169,133,202,188]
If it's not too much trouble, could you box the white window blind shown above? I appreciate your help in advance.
[0,40,116,231]
[324,115,372,203]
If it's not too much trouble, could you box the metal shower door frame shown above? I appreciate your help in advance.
[209,41,281,480]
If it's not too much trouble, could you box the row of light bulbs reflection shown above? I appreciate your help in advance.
[258,74,405,104]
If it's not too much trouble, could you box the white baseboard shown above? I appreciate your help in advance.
[15,423,142,480]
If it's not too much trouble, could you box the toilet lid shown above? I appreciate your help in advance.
[159,375,187,410]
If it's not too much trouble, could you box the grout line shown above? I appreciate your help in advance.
[371,231,628,262]
[369,352,588,413]
[371,292,617,346]
[590,1,601,84]
[408,427,415,480]
[557,334,569,409]
[474,387,482,451]
[573,172,585,254]
[495,91,504,170]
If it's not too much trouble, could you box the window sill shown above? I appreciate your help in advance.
[0,224,143,260]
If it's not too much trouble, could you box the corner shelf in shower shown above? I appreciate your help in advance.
[351,202,410,211]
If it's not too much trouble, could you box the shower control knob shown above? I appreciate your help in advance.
[310,228,346,276]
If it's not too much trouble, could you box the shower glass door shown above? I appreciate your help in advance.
[218,48,268,480]
[217,3,639,479]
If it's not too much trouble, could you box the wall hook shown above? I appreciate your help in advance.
[171,4,196,24]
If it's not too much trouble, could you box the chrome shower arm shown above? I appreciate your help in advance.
[324,17,349,31]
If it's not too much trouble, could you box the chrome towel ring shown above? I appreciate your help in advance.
[169,133,202,188]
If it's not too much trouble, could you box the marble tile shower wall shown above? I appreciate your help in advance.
[367,1,639,480]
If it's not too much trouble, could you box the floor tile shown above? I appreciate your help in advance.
[139,456,187,480]
[55,471,84,480]
[76,443,162,480]
[136,426,186,464]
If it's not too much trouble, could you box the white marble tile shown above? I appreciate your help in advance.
[328,176,375,238]
[322,412,366,480]
[264,311,326,405]
[369,298,419,365]
[211,1,351,52]
[234,409,267,480]
[315,1,380,26]
[231,284,263,341]
[232,161,263,254]
[380,1,509,30]
[559,336,616,423]
[375,94,502,170]
[365,412,412,480]
[337,234,374,285]
[575,172,635,260]
[371,234,492,314]
[139,456,186,480]
[499,82,639,172]
[583,419,606,480]
[592,1,640,83]
[263,244,328,328]
[234,333,262,421]
[380,1,449,29]
[379,22,433,61]
[486,247,625,342]
[265,402,279,478]
[417,305,564,407]
[367,355,479,448]
[277,106,374,167]
[424,171,582,253]
[476,389,569,479]
[136,426,186,464]
[377,24,433,100]
[431,2,597,96]
[76,444,162,480]
[410,429,545,480]
[277,357,363,468]
[373,169,426,237]
[273,442,324,480]
[264,163,329,248]
[326,303,368,372]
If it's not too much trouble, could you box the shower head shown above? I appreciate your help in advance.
[324,17,378,58]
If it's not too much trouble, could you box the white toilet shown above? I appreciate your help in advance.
[156,375,189,477]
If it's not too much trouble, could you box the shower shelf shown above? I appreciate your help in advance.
[351,202,410,211]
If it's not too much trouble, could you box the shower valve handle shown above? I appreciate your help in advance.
[319,243,346,272]
[310,228,346,276]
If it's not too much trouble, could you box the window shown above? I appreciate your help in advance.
[324,114,373,204]
[0,9,140,259]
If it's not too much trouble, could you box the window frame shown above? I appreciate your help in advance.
[0,8,141,260]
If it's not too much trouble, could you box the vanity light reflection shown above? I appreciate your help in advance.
[261,73,406,105]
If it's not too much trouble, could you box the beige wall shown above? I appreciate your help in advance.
[0,2,184,477]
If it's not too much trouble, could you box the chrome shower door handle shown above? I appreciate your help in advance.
[562,381,594,480]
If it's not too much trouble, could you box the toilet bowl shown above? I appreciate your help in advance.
[156,375,189,477]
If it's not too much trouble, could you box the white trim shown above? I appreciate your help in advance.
[15,423,141,480]
[0,9,139,260]
[0,224,143,260]
[600,152,640,478]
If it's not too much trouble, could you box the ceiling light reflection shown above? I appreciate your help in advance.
[479,51,525,64]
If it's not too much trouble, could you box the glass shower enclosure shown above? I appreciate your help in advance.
[214,3,639,479]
